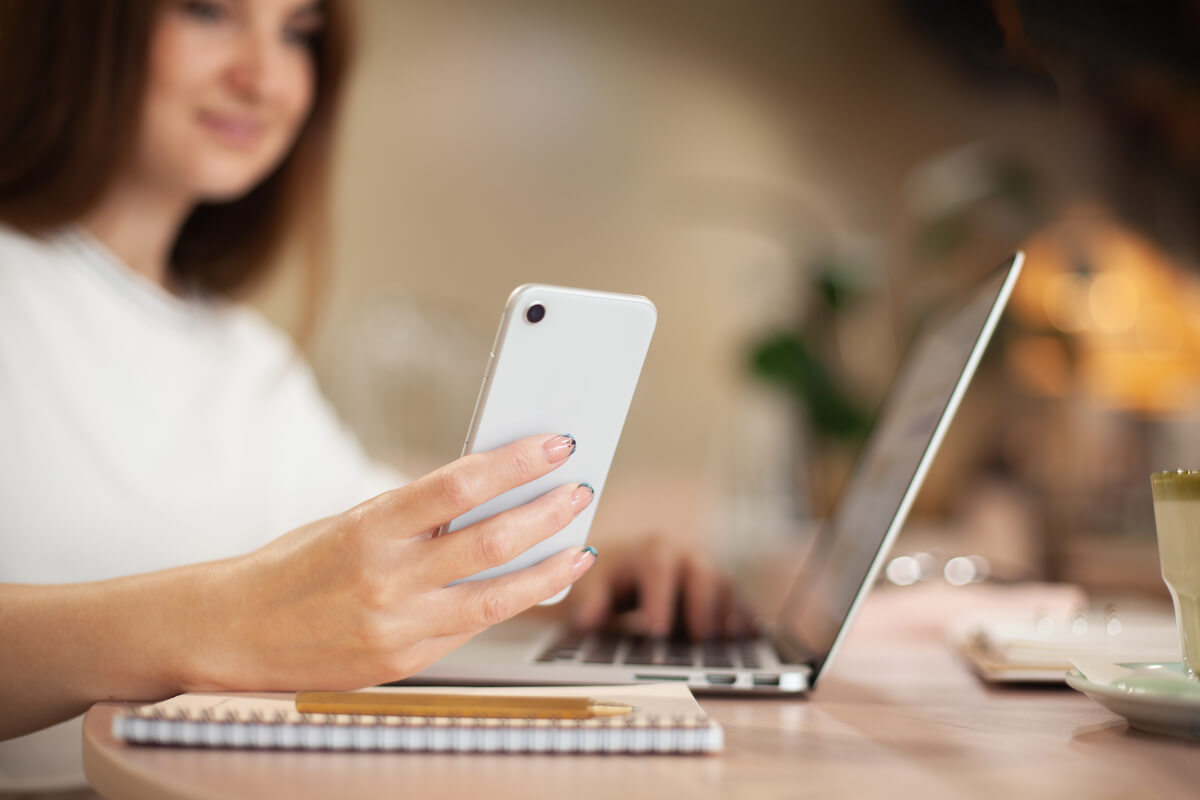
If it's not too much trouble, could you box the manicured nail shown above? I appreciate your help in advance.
[571,482,595,513]
[544,434,576,463]
[572,545,598,578]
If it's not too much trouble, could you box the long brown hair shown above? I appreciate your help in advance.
[0,0,354,307]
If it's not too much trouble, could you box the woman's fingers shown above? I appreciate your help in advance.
[718,588,756,639]
[381,434,576,536]
[568,534,754,640]
[569,581,612,632]
[682,559,721,640]
[637,540,682,638]
[432,545,598,636]
[418,482,593,586]
[569,560,622,631]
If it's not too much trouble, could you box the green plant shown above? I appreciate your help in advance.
[747,257,872,444]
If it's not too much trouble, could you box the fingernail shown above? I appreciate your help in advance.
[572,545,598,578]
[571,482,595,513]
[544,434,576,463]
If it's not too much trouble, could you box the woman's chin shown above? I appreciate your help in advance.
[194,176,271,205]
[188,159,282,204]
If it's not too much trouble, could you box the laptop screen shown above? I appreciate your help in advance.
[775,254,1023,684]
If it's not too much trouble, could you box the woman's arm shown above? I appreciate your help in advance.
[0,564,216,740]
[0,433,595,742]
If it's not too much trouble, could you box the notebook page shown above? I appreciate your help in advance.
[148,682,707,723]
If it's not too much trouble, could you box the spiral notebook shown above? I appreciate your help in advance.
[112,683,723,754]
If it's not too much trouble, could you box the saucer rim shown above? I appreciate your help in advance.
[1066,662,1200,710]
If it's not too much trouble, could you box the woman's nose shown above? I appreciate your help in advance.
[225,30,285,103]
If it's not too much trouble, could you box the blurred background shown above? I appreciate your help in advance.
[251,0,1200,603]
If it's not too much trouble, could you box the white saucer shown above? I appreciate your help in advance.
[1066,662,1200,741]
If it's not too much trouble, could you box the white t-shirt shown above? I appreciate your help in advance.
[0,224,404,790]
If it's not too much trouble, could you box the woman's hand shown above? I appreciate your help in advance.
[0,433,596,740]
[182,433,596,692]
[567,532,753,640]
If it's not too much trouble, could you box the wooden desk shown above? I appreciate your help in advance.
[82,585,1199,799]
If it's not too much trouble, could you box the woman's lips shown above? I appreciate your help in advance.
[197,111,267,149]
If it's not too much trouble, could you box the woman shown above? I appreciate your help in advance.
[0,0,739,791]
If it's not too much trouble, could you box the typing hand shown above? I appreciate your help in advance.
[568,532,753,640]
[189,434,596,692]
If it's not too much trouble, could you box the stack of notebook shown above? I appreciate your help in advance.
[954,607,1180,683]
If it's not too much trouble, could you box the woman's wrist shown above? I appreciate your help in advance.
[82,567,201,701]
[144,556,245,694]
[76,557,242,700]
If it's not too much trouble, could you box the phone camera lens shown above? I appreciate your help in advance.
[526,303,546,324]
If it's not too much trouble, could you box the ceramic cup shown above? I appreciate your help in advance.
[1150,470,1200,679]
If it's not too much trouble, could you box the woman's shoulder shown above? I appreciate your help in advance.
[0,222,66,269]
[0,223,78,308]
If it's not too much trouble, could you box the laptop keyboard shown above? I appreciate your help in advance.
[534,630,773,670]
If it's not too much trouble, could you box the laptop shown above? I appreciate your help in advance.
[407,252,1024,694]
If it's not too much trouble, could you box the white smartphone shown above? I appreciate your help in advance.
[443,284,657,603]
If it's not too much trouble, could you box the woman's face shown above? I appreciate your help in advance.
[133,0,324,203]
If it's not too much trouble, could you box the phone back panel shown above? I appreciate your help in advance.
[445,285,656,595]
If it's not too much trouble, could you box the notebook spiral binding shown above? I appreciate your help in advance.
[116,704,720,753]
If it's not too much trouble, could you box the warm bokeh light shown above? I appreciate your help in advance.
[1010,210,1200,414]
[1088,271,1138,335]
